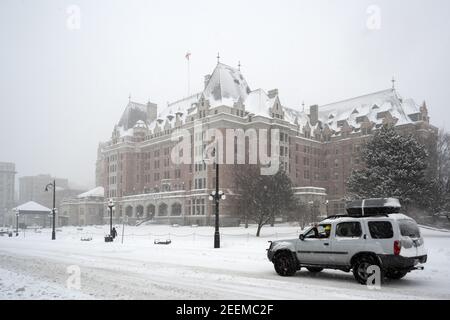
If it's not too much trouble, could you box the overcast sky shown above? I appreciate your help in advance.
[1,0,449,190]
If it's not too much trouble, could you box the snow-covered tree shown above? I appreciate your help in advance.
[425,129,450,214]
[234,166,295,236]
[347,125,429,209]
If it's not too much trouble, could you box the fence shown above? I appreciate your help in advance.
[33,228,301,242]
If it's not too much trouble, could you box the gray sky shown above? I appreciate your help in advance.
[1,0,449,190]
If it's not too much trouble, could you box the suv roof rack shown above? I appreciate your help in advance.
[345,198,401,216]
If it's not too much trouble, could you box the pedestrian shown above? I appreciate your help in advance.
[112,227,117,239]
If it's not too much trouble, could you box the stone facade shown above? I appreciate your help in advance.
[96,62,437,225]
[58,188,105,226]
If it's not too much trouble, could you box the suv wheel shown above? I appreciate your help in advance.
[385,270,407,280]
[273,252,297,276]
[352,255,380,285]
[306,267,323,273]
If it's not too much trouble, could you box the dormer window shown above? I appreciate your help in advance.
[337,120,346,127]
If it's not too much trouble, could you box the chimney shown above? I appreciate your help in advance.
[309,104,319,126]
[268,89,278,99]
[204,74,211,88]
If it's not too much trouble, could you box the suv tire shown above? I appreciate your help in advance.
[385,270,407,280]
[306,267,323,273]
[273,252,297,276]
[352,255,380,285]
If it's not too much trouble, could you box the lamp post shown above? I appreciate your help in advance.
[325,200,329,217]
[107,198,114,236]
[3,207,6,228]
[45,180,56,240]
[14,208,19,236]
[206,146,225,249]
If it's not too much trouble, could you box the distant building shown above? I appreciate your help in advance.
[0,162,16,226]
[59,187,104,226]
[18,174,83,210]
[96,61,437,226]
[13,201,52,228]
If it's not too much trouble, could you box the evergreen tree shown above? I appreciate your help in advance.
[347,125,429,209]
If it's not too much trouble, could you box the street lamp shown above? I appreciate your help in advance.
[107,198,114,236]
[13,208,19,236]
[205,146,225,249]
[45,180,56,240]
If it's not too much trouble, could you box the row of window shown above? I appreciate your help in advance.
[312,221,394,239]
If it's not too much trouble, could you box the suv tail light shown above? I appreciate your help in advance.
[394,240,402,256]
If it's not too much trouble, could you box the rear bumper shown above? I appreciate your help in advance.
[378,254,427,271]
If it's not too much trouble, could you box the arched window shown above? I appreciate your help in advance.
[125,206,133,217]
[158,203,168,216]
[146,204,155,218]
[136,205,144,217]
[171,203,182,216]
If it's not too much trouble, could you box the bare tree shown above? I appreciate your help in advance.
[233,165,295,236]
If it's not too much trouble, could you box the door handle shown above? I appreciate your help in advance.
[324,243,329,246]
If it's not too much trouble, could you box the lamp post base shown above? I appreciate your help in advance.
[52,231,55,240]
[214,231,220,248]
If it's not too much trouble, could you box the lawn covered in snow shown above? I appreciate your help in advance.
[0,223,449,299]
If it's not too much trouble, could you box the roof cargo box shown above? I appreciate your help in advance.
[346,198,401,216]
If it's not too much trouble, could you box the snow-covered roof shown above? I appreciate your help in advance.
[244,89,272,117]
[317,89,420,132]
[15,201,51,213]
[77,187,104,199]
[118,101,148,131]
[202,63,251,108]
[110,63,425,140]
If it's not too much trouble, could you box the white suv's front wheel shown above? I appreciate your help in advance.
[273,252,297,276]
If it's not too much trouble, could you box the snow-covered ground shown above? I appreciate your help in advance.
[0,224,449,299]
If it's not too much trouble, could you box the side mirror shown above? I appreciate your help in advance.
[299,234,305,241]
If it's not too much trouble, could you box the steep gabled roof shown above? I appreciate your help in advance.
[118,101,148,130]
[203,63,251,107]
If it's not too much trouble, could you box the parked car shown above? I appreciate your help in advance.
[267,198,427,284]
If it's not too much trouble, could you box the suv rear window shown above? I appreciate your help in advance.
[399,219,421,238]
[336,222,362,237]
[368,221,393,239]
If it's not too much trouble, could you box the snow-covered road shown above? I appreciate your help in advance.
[1,225,449,299]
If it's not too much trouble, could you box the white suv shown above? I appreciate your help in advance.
[267,198,427,284]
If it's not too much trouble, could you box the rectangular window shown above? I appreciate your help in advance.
[336,222,362,238]
[399,219,421,238]
[368,221,393,239]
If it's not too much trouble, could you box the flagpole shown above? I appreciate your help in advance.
[186,53,191,97]
[188,58,190,96]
